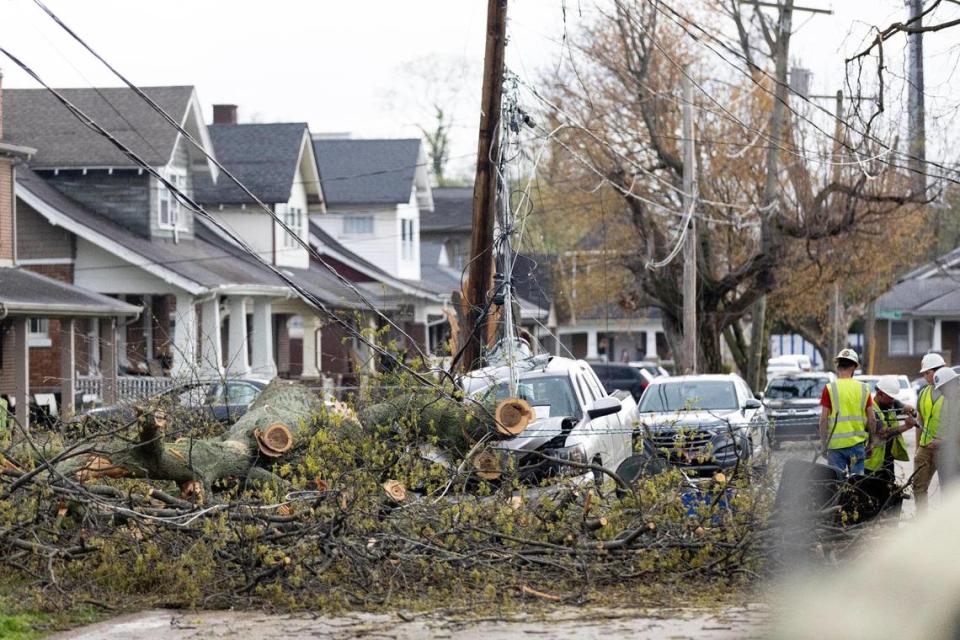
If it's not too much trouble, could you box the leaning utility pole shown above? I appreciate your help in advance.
[907,0,926,195]
[681,72,698,374]
[460,0,508,372]
[746,0,794,391]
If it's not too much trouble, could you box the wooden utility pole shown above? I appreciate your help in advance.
[907,0,926,195]
[460,0,508,372]
[681,72,698,374]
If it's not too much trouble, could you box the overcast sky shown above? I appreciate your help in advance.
[1,0,958,177]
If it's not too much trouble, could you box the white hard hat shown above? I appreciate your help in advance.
[919,353,946,373]
[834,348,860,366]
[934,366,959,390]
[875,375,901,398]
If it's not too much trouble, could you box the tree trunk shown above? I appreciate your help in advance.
[57,380,341,493]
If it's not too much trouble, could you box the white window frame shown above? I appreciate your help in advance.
[282,206,302,248]
[28,317,52,348]
[343,215,374,235]
[158,168,187,230]
[889,318,937,356]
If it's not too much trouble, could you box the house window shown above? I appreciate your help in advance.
[28,318,51,348]
[889,319,937,356]
[889,321,909,355]
[158,170,186,230]
[401,219,414,260]
[283,207,302,248]
[343,216,373,235]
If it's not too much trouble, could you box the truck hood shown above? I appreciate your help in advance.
[638,409,745,431]
[492,416,575,453]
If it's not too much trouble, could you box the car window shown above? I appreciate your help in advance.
[226,383,259,406]
[585,369,606,399]
[639,380,739,412]
[899,378,909,390]
[481,375,582,419]
[764,377,828,400]
[173,385,208,407]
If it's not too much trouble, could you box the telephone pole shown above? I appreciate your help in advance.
[681,72,698,374]
[461,0,508,372]
[907,0,926,195]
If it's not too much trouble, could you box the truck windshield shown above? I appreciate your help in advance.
[639,380,738,412]
[764,377,828,400]
[481,375,581,419]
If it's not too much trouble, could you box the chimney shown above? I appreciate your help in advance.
[212,104,238,125]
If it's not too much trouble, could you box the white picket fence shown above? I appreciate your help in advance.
[76,375,175,404]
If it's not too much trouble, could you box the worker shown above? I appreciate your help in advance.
[914,353,948,510]
[818,348,876,475]
[866,375,913,483]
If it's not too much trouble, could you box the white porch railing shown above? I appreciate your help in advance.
[77,375,175,404]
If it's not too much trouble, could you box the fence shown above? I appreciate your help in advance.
[76,375,175,404]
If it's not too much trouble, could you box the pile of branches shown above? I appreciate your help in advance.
[0,379,789,614]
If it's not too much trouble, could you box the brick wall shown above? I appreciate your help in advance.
[0,158,13,264]
[29,318,61,392]
[16,200,74,261]
[871,319,953,375]
[320,322,353,375]
[42,169,152,238]
[21,263,73,284]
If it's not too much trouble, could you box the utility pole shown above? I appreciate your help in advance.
[461,0,508,372]
[907,0,926,195]
[746,0,794,391]
[681,72,698,374]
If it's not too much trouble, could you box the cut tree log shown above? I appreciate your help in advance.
[55,380,349,495]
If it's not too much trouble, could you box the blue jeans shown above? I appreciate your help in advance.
[826,442,866,475]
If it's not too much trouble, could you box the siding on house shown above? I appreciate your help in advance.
[42,169,152,237]
[16,200,74,262]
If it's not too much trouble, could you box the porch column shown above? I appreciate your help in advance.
[143,294,153,361]
[99,318,117,405]
[586,329,599,360]
[59,318,76,420]
[12,317,29,431]
[250,299,277,378]
[89,318,101,374]
[199,296,223,377]
[171,293,198,378]
[645,329,657,359]
[933,319,943,353]
[301,315,322,379]
[226,296,250,376]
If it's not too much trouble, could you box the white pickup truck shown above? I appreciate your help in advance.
[461,356,638,486]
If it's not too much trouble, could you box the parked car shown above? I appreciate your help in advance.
[589,361,650,402]
[636,374,768,475]
[463,357,636,487]
[855,374,918,408]
[629,360,670,378]
[764,372,835,445]
[78,378,267,433]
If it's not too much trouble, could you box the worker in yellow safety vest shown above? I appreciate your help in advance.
[914,354,954,510]
[818,348,877,475]
[867,375,913,482]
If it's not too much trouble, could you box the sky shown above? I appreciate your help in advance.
[1,0,958,177]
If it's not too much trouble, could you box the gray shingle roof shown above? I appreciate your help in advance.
[313,138,421,205]
[421,186,472,232]
[0,268,140,316]
[876,276,960,317]
[194,123,309,204]
[3,87,195,168]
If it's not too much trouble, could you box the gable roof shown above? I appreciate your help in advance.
[3,86,202,169]
[313,138,421,205]
[421,186,473,233]
[876,276,960,317]
[16,168,287,295]
[194,123,312,204]
[0,268,140,317]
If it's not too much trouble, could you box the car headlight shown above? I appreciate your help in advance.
[543,443,588,476]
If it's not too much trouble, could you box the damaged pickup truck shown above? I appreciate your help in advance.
[461,356,637,487]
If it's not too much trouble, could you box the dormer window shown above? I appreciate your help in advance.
[343,216,373,235]
[401,218,414,260]
[158,169,187,229]
[283,206,303,248]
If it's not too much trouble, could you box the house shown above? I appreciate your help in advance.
[0,76,140,427]
[4,86,349,397]
[421,186,472,270]
[870,250,960,374]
